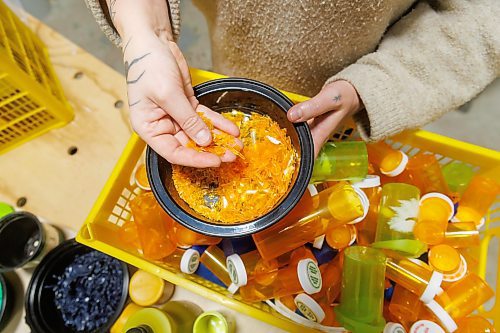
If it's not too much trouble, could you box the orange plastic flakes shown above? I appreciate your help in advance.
[186,113,243,159]
[172,110,298,224]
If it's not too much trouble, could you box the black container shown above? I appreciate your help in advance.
[147,78,314,237]
[25,239,129,333]
[0,273,13,331]
[0,211,64,271]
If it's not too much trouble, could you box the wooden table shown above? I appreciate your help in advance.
[0,15,286,333]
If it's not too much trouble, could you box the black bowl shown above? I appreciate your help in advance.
[147,78,314,237]
[25,239,129,333]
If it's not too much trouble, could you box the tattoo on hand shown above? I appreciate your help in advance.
[122,37,131,54]
[333,94,341,103]
[109,0,117,21]
[125,53,151,84]
[129,100,141,107]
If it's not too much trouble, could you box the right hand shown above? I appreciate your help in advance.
[123,32,240,168]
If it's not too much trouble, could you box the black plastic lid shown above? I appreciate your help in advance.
[147,78,313,237]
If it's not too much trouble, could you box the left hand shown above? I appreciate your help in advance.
[287,80,363,157]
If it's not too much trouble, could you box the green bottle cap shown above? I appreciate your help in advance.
[372,239,428,258]
[193,311,235,333]
[442,162,474,194]
[0,203,14,220]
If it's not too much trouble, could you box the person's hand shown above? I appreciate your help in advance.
[287,80,363,157]
[123,32,240,168]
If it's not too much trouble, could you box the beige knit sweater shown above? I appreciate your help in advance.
[85,0,499,141]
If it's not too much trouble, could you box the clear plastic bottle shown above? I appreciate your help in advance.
[335,246,387,333]
[388,284,421,330]
[239,259,322,302]
[385,251,443,304]
[168,219,222,248]
[414,221,479,248]
[366,142,409,177]
[225,246,315,287]
[455,175,500,226]
[353,175,382,246]
[199,245,233,289]
[253,182,367,260]
[441,162,475,200]
[413,193,454,245]
[435,273,494,320]
[129,192,177,260]
[311,141,368,183]
[403,153,450,196]
[456,316,495,333]
[162,248,200,274]
[373,183,424,256]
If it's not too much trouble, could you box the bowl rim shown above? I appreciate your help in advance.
[147,77,313,237]
[25,239,130,333]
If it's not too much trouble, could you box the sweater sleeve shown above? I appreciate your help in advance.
[326,0,500,142]
[83,0,181,47]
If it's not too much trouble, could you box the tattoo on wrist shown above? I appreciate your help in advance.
[109,0,117,21]
[333,94,341,103]
[125,53,151,84]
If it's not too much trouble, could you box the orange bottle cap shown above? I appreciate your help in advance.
[429,244,461,273]
[381,151,409,177]
[420,193,454,221]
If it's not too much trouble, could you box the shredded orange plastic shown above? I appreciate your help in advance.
[186,113,244,159]
[173,110,298,224]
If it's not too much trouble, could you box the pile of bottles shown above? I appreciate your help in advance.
[124,140,499,333]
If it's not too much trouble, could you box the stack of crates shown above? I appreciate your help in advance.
[0,0,73,154]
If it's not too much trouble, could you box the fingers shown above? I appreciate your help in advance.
[310,109,349,157]
[288,83,343,122]
[149,133,222,168]
[198,105,240,137]
[156,92,213,146]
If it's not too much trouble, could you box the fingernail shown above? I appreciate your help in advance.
[195,129,210,144]
[289,108,302,121]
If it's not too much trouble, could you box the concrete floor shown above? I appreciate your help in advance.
[14,0,500,152]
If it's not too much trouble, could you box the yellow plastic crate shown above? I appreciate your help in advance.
[0,1,73,154]
[77,68,500,332]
